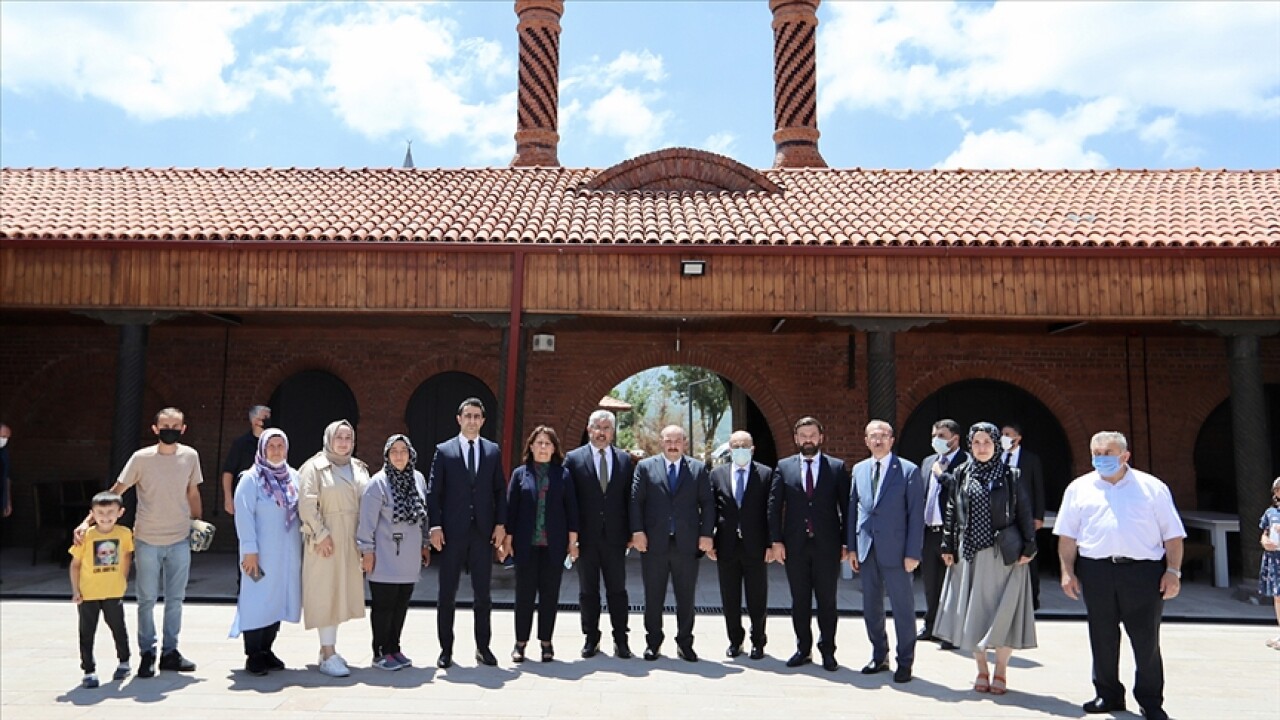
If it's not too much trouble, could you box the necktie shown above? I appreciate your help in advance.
[598,448,609,493]
[467,439,477,481]
[871,460,881,499]
[734,468,746,508]
[804,459,815,498]
[925,475,939,524]
[1004,452,1012,466]
[667,462,678,494]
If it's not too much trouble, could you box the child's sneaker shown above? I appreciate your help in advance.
[392,652,413,667]
[81,673,99,689]
[112,663,130,680]
[372,655,401,671]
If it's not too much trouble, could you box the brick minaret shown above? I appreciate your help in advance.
[770,0,827,168]
[511,0,563,167]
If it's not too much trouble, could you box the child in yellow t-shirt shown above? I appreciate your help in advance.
[69,492,134,688]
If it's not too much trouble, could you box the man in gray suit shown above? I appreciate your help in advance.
[849,419,924,683]
[630,425,715,662]
[918,418,968,649]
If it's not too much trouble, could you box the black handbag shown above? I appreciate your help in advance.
[993,469,1033,566]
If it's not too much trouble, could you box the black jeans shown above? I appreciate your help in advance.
[514,545,565,643]
[78,598,130,673]
[242,621,280,657]
[369,581,415,657]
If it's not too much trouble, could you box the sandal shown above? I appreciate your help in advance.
[1267,636,1280,649]
[974,672,990,692]
[541,642,554,662]
[511,642,527,663]
[990,674,1008,695]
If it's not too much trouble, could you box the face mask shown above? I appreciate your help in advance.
[0,437,7,449]
[157,428,182,445]
[1091,455,1122,476]
[1000,436,1015,451]
[930,437,949,455]
[730,448,753,467]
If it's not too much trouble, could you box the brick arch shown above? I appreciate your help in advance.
[250,353,365,413]
[1175,366,1280,507]
[7,350,118,428]
[585,148,782,193]
[559,345,791,456]
[385,353,502,422]
[899,363,1091,462]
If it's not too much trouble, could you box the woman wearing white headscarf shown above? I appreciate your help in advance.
[298,420,369,677]
[229,428,302,675]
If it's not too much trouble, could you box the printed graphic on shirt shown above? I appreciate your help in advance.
[93,539,120,570]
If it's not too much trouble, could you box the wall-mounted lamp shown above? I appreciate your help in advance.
[680,259,707,277]
[532,333,556,352]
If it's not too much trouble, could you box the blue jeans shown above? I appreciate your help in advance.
[134,538,190,655]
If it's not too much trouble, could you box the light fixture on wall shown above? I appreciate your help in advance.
[680,259,706,277]
[532,333,556,352]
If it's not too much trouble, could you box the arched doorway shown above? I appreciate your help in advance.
[900,379,1074,510]
[268,370,360,467]
[405,372,499,454]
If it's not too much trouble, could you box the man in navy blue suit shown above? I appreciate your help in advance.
[426,398,507,669]
[768,416,849,672]
[630,425,714,662]
[564,410,635,659]
[849,419,924,683]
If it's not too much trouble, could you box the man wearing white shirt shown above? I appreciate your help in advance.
[917,419,968,647]
[1055,431,1185,720]
[709,431,773,660]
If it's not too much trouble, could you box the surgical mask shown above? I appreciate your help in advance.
[1000,436,1015,451]
[731,448,753,467]
[0,437,7,449]
[1091,455,1122,476]
[930,437,949,455]
[157,428,182,445]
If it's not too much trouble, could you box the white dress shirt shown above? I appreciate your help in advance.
[1053,467,1186,561]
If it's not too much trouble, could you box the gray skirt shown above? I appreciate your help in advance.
[935,545,1037,651]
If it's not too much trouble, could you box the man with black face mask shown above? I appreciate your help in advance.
[76,407,204,678]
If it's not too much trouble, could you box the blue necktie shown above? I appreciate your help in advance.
[467,439,477,481]
[734,468,746,508]
[667,462,679,494]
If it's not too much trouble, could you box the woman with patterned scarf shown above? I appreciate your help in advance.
[357,434,431,671]
[229,428,302,676]
[936,421,1037,696]
[502,426,579,663]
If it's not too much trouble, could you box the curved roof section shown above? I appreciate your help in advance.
[1,166,1277,248]
[585,148,781,193]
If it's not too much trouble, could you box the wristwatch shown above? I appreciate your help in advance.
[1165,568,1182,579]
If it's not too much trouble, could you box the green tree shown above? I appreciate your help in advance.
[665,365,729,460]
[613,378,653,453]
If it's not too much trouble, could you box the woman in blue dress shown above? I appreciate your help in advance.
[1260,477,1280,649]
[230,428,303,675]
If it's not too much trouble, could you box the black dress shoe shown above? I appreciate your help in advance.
[614,640,634,659]
[245,652,270,676]
[158,650,196,672]
[748,645,765,660]
[1083,697,1126,714]
[263,652,286,671]
[893,665,913,683]
[137,652,156,678]
[643,646,660,661]
[785,652,812,668]
[436,652,453,669]
[726,643,743,658]
[940,640,958,650]
[581,639,600,658]
[916,628,935,642]
[475,648,498,666]
[861,659,890,675]
[821,653,838,672]
[677,645,698,662]
[1140,707,1168,720]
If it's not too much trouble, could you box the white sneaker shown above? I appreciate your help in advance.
[332,653,350,671]
[317,654,350,677]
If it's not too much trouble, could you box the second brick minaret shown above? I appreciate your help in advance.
[511,0,564,167]
[770,0,827,168]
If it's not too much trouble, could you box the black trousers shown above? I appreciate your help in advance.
[242,621,280,657]
[435,525,494,653]
[1076,557,1166,713]
[576,539,630,644]
[784,537,840,655]
[514,545,565,643]
[369,581,415,657]
[78,598,130,673]
[918,527,947,632]
[715,542,768,647]
[641,535,699,650]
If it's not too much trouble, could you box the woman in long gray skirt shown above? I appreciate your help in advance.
[936,421,1037,696]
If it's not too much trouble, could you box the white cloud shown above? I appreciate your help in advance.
[1139,115,1201,164]
[701,132,738,157]
[936,97,1134,169]
[0,2,290,120]
[562,49,671,159]
[584,86,669,157]
[820,1,1280,118]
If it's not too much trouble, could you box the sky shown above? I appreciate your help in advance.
[1,1,1277,171]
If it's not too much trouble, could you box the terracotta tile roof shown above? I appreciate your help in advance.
[1,166,1277,248]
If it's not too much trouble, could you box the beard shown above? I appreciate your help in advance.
[799,442,819,457]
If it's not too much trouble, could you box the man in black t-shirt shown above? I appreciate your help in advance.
[220,405,270,515]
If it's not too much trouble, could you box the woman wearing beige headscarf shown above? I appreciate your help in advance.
[298,420,370,677]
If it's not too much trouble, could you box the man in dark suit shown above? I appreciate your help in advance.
[1002,423,1046,610]
[709,430,773,660]
[426,398,507,669]
[630,425,714,662]
[768,416,849,672]
[564,409,635,659]
[849,420,924,683]
[918,418,969,648]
